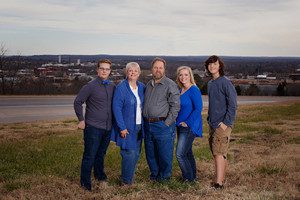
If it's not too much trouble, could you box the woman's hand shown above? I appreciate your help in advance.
[120,129,129,138]
[180,122,188,127]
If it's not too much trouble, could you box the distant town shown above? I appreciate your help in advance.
[1,54,300,96]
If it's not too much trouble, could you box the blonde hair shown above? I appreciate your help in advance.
[176,66,196,88]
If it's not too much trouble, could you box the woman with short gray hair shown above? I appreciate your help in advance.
[111,62,145,185]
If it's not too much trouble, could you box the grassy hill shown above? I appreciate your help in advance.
[0,102,299,199]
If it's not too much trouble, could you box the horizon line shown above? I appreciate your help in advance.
[6,54,300,58]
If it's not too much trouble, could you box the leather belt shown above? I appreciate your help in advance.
[145,117,166,123]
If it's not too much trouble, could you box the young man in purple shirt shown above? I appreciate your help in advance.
[74,59,115,191]
[205,55,237,189]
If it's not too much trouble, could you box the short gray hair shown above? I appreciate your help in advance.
[125,62,141,73]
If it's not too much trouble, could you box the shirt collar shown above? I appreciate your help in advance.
[151,75,167,86]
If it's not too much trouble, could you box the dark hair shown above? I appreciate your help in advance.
[204,55,225,76]
[151,57,166,68]
[97,59,112,68]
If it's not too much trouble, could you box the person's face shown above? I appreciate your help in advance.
[152,61,165,80]
[97,63,111,80]
[208,60,220,76]
[127,67,140,81]
[178,69,191,86]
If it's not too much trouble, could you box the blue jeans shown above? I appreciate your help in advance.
[144,121,175,181]
[120,125,142,184]
[176,126,196,182]
[80,125,111,191]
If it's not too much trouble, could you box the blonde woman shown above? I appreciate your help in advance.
[176,66,203,182]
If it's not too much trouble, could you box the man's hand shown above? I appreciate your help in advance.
[120,129,129,138]
[77,121,85,130]
[219,122,228,131]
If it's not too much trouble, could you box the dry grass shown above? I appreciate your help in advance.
[0,102,299,200]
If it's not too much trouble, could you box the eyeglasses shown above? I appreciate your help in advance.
[98,67,111,71]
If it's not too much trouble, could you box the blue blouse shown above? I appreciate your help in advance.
[176,85,203,137]
[111,79,145,150]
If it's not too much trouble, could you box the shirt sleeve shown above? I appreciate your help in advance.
[185,87,203,129]
[74,84,91,121]
[165,82,181,126]
[223,81,237,126]
[112,85,127,131]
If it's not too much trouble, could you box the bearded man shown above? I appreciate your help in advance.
[143,57,180,181]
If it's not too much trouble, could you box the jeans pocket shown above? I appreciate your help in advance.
[159,120,168,128]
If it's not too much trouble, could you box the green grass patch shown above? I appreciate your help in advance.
[194,145,213,161]
[0,133,83,181]
[238,103,300,123]
[234,123,260,133]
[258,165,286,175]
[238,133,256,144]
[10,125,27,130]
[3,180,31,192]
[287,137,300,144]
[62,119,78,124]
[261,127,283,136]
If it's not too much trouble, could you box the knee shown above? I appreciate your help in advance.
[176,148,185,160]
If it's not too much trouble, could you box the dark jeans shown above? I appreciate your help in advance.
[144,121,175,181]
[120,124,142,184]
[176,126,196,182]
[80,125,111,191]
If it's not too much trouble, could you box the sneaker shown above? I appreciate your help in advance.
[212,183,224,190]
[81,185,92,191]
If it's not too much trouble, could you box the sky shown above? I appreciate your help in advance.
[0,0,300,56]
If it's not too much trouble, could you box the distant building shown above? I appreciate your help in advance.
[246,75,256,80]
[256,75,267,79]
[58,55,61,63]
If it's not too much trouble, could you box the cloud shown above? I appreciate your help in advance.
[0,0,299,55]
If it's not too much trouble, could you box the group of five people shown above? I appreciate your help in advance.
[74,55,237,191]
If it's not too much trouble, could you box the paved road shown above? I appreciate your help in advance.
[0,95,299,123]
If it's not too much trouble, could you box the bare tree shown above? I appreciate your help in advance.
[7,51,22,94]
[0,43,8,94]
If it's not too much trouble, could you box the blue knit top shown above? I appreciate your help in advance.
[176,85,203,137]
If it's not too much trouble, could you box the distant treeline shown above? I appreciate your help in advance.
[7,54,300,74]
[1,55,300,95]
[1,75,299,96]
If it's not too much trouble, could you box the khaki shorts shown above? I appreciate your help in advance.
[209,126,232,159]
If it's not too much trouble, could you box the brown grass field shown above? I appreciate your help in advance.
[0,101,299,200]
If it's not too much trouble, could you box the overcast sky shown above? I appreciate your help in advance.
[1,0,300,56]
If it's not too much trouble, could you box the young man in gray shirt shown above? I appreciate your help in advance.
[143,57,180,181]
[205,55,237,189]
[74,59,115,191]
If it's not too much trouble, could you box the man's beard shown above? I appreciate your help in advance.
[153,73,164,80]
